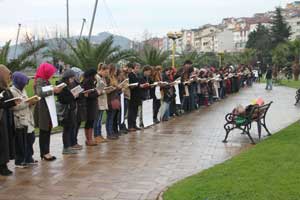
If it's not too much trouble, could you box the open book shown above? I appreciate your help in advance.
[71,85,84,97]
[56,82,67,89]
[25,95,41,104]
[129,83,139,87]
[4,97,22,103]
[82,88,96,94]
[104,86,116,92]
[118,79,129,88]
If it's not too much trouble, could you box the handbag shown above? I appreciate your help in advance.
[56,101,69,124]
[111,98,121,110]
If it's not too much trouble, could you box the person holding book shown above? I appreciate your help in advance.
[0,65,20,176]
[138,65,152,128]
[57,69,79,154]
[71,67,85,150]
[94,64,109,143]
[117,66,130,134]
[10,72,38,168]
[34,62,63,161]
[82,69,99,146]
[128,63,142,132]
[106,64,121,139]
[151,66,163,124]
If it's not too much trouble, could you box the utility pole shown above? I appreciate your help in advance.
[66,0,70,38]
[79,18,86,39]
[89,0,99,41]
[14,23,21,59]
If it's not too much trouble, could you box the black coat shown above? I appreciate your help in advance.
[82,78,98,121]
[138,75,152,101]
[57,84,77,127]
[129,72,141,104]
[0,89,16,165]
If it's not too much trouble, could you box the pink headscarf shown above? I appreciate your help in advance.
[34,62,57,84]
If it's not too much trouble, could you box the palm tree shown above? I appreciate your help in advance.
[48,36,135,69]
[137,45,170,66]
[0,40,47,71]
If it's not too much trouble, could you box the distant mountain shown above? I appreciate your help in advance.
[7,32,133,60]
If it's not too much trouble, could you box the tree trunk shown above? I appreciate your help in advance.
[292,63,300,81]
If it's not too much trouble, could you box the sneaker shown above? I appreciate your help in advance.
[62,148,78,155]
[15,163,29,169]
[71,144,83,150]
[107,135,119,140]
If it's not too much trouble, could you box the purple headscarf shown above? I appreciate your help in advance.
[12,72,29,91]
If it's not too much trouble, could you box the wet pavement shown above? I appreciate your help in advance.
[0,84,299,200]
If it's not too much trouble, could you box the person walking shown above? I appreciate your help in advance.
[265,66,273,90]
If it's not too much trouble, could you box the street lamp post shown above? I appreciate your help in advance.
[167,32,183,67]
[14,23,22,59]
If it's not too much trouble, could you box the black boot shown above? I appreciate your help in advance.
[0,164,13,176]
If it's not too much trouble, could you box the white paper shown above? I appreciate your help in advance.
[175,84,181,105]
[42,85,58,128]
[120,92,125,124]
[155,86,161,100]
[45,94,58,128]
[142,99,153,127]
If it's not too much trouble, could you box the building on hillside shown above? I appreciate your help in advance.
[180,29,195,51]
[287,16,300,40]
[144,37,164,49]
[214,29,235,53]
[194,25,219,52]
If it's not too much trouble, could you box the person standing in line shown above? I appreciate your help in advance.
[118,65,130,134]
[138,65,152,128]
[11,72,38,168]
[71,67,84,150]
[128,63,142,132]
[57,70,78,154]
[94,64,110,143]
[151,66,163,124]
[106,64,121,139]
[265,65,273,90]
[34,63,63,161]
[82,69,99,146]
[0,65,20,176]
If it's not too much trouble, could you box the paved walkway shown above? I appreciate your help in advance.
[0,84,299,200]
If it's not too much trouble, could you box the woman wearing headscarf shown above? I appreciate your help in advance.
[71,67,85,150]
[82,68,99,146]
[0,65,19,176]
[10,72,37,168]
[34,62,62,161]
[57,69,78,154]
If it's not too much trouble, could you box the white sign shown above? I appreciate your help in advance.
[42,85,58,128]
[175,84,181,105]
[120,92,125,124]
[142,99,153,127]
[155,86,161,100]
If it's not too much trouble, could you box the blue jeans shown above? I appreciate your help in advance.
[266,79,272,90]
[106,109,116,136]
[94,110,105,137]
[162,102,170,120]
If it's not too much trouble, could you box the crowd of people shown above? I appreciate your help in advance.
[0,61,255,176]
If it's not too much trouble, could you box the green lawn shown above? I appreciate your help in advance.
[164,122,300,200]
[279,79,300,89]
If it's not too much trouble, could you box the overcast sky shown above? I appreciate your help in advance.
[0,0,292,45]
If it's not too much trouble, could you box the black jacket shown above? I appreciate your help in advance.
[129,72,141,104]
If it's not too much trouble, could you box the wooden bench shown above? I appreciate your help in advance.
[222,102,273,144]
